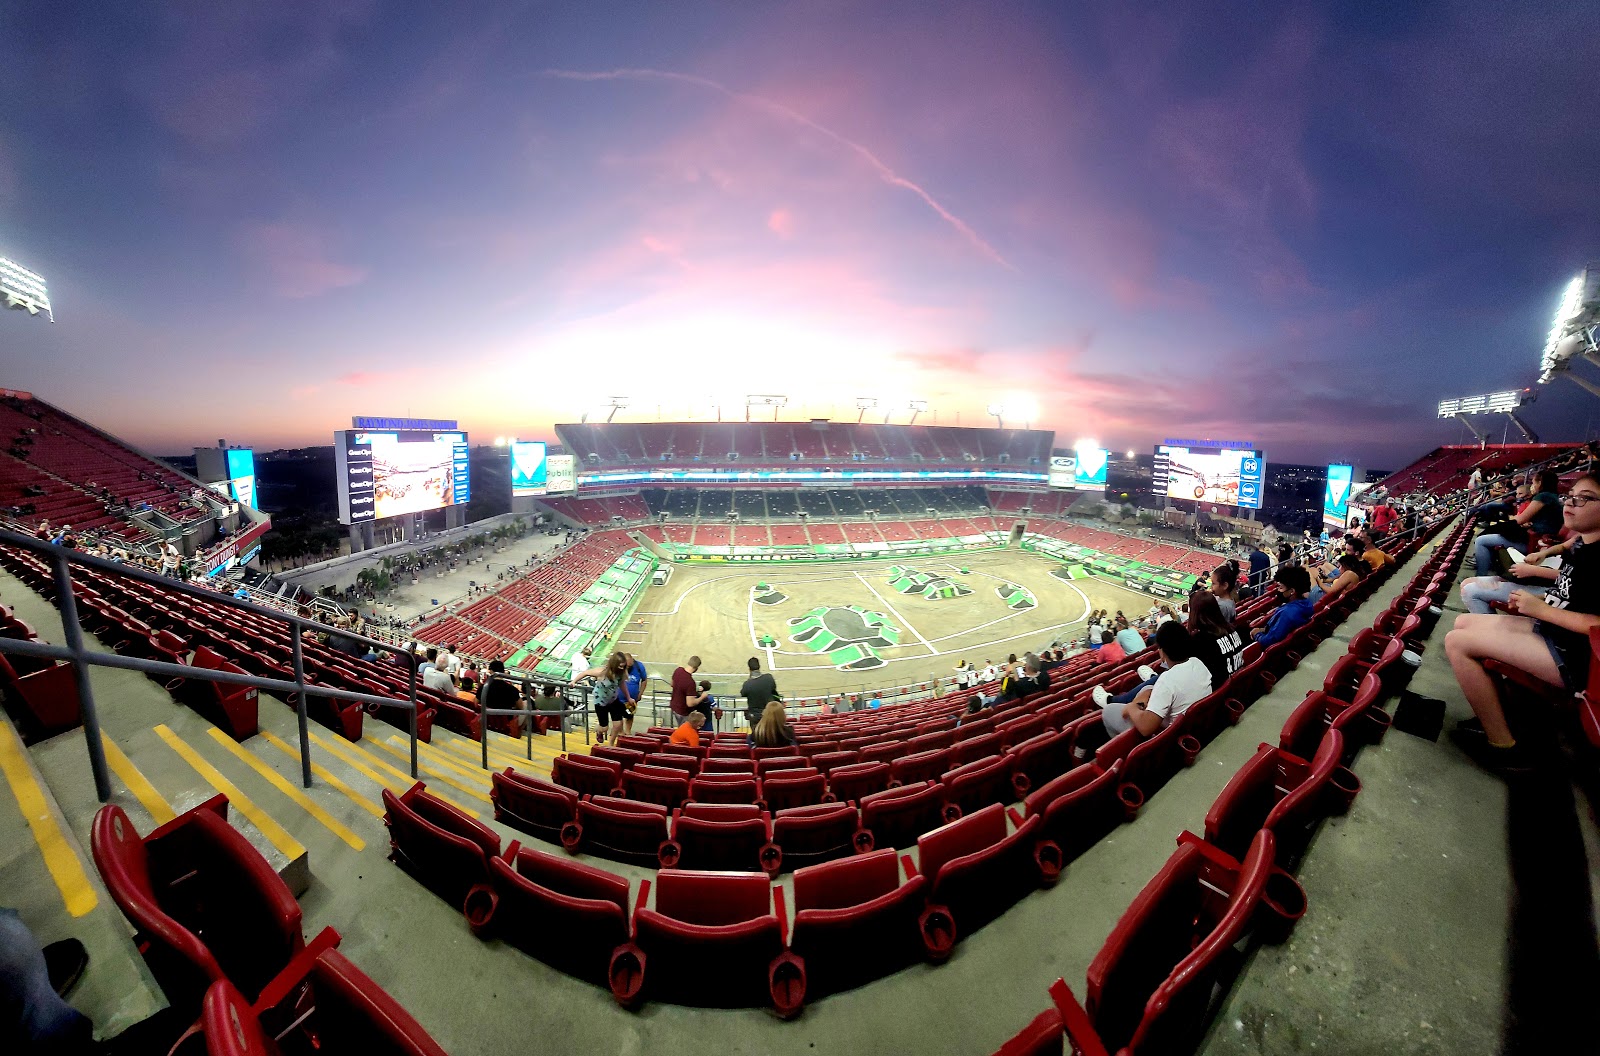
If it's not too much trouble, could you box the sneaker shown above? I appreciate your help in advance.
[1448,729,1535,774]
[43,938,88,997]
[1136,665,1155,683]
[1091,686,1109,708]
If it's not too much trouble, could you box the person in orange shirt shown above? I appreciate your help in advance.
[669,710,706,747]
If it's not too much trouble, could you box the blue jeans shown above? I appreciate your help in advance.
[1110,675,1158,706]
[1474,532,1525,577]
[0,907,92,1050]
[1460,577,1547,615]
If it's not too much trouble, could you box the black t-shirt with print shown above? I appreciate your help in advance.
[1538,538,1600,687]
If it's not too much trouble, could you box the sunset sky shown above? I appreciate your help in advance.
[3,1,1598,468]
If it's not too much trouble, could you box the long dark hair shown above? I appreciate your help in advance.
[1187,590,1232,638]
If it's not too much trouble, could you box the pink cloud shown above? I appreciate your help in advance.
[336,371,380,386]
[238,222,366,299]
[767,208,795,238]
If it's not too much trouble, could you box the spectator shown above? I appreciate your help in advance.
[0,908,91,1051]
[575,651,629,747]
[160,540,181,578]
[1247,541,1272,594]
[953,659,976,690]
[1085,612,1104,648]
[618,652,647,737]
[1186,590,1243,689]
[979,658,998,683]
[1096,629,1126,664]
[1079,622,1210,758]
[567,645,594,685]
[669,655,712,725]
[443,644,462,680]
[1210,562,1240,623]
[479,659,521,725]
[1459,538,1565,614]
[955,695,984,727]
[748,701,798,748]
[1113,618,1145,657]
[1446,472,1600,772]
[1313,554,1367,604]
[421,649,455,693]
[1361,539,1395,573]
[1005,654,1050,700]
[1251,566,1315,647]
[740,657,780,729]
[669,710,706,747]
[1474,470,1564,575]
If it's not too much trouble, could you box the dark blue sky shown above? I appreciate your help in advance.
[2,0,1597,469]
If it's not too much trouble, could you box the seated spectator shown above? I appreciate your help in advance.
[1312,554,1366,604]
[955,695,984,727]
[1078,622,1210,758]
[1251,566,1315,647]
[1096,629,1126,664]
[421,649,456,693]
[1113,618,1145,656]
[1361,539,1395,573]
[1004,655,1050,700]
[1210,562,1240,623]
[1186,590,1244,689]
[1475,470,1563,575]
[1459,538,1567,614]
[669,710,706,747]
[748,701,798,748]
[1446,472,1600,773]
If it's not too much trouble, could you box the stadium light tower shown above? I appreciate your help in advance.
[1,256,53,322]
[746,394,788,422]
[986,402,1005,429]
[1537,266,1600,394]
[855,396,878,424]
[1438,389,1539,445]
[907,399,929,425]
[604,397,629,423]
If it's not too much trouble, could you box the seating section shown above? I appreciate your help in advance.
[90,795,446,1051]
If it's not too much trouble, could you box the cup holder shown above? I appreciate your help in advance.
[919,906,957,963]
[1257,868,1308,945]
[1118,783,1145,821]
[1327,765,1361,814]
[1179,735,1202,766]
[462,884,498,936]
[1034,840,1063,886]
[607,945,645,1008]
[769,953,807,1020]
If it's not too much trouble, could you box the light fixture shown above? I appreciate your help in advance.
[855,396,878,424]
[907,399,929,425]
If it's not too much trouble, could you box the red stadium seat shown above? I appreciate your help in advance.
[562,795,671,866]
[660,802,780,876]
[590,744,647,770]
[1062,830,1305,1055]
[617,734,665,753]
[641,752,699,778]
[701,757,756,775]
[469,842,631,980]
[860,741,910,766]
[889,747,949,787]
[789,849,931,996]
[465,844,632,984]
[913,804,1058,954]
[551,754,624,799]
[808,750,860,775]
[1204,732,1360,864]
[90,797,305,1018]
[995,713,1049,750]
[688,774,761,805]
[1279,674,1391,764]
[860,782,948,850]
[1024,761,1137,865]
[1006,729,1076,799]
[490,769,579,843]
[940,754,1018,819]
[0,651,82,742]
[755,755,810,778]
[609,870,804,1016]
[382,783,501,913]
[950,730,1005,768]
[991,979,1084,1056]
[621,765,691,811]
[761,768,831,812]
[772,802,874,869]
[192,953,448,1056]
[825,760,892,803]
[182,646,260,741]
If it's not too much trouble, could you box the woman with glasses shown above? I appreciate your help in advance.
[1445,474,1600,774]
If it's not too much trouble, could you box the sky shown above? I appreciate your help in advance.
[2,0,1598,469]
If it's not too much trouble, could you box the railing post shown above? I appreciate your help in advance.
[407,655,419,779]
[51,554,111,802]
[480,687,489,771]
[290,630,312,789]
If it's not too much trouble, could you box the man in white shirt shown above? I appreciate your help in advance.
[568,646,594,685]
[160,542,181,578]
[1079,623,1210,757]
[953,660,974,690]
[443,645,462,679]
[979,659,998,683]
[421,648,455,692]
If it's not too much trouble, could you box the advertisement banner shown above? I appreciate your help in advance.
[1323,464,1353,528]
[511,441,548,496]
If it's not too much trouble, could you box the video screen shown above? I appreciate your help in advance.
[511,441,548,496]
[1048,455,1076,489]
[225,448,256,509]
[1324,464,1353,526]
[546,453,576,495]
[1072,447,1109,491]
[1153,445,1264,509]
[337,429,469,523]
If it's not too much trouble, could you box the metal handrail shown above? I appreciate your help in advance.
[0,526,425,802]
[474,673,595,770]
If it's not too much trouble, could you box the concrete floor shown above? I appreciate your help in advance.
[0,530,1573,1054]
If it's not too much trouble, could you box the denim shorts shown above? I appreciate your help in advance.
[1536,626,1578,692]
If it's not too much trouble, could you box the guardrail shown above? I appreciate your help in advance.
[0,526,425,802]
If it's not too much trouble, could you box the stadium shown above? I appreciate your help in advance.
[3,7,1600,1056]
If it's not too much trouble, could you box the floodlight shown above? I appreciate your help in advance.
[856,396,878,424]
[1125,450,1136,459]
[986,403,1004,429]
[1006,396,1039,429]
[907,399,929,425]
[1539,268,1599,384]
[0,256,52,322]
[1437,388,1539,443]
[746,394,788,422]
[605,397,629,423]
